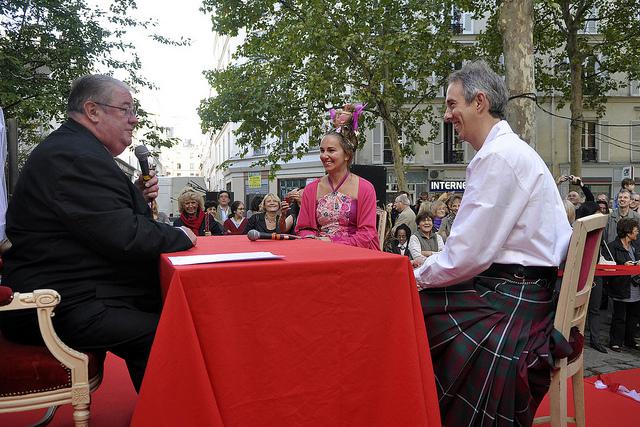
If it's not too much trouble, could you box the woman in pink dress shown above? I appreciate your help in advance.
[295,104,380,250]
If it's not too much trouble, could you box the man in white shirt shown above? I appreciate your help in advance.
[391,193,417,235]
[414,61,573,427]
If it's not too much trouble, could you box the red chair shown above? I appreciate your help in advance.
[0,285,103,426]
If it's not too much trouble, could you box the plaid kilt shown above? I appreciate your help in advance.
[420,274,572,427]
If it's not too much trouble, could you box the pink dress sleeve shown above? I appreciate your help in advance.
[330,177,381,250]
[295,179,320,238]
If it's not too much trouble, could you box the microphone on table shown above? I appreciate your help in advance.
[134,145,152,182]
[247,230,300,241]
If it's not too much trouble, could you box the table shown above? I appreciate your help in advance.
[131,236,440,426]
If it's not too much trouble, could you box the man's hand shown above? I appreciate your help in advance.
[571,175,583,186]
[179,226,197,245]
[135,170,159,203]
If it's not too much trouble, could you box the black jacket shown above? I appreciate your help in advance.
[606,238,639,300]
[0,119,192,315]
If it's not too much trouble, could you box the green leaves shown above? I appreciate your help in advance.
[0,0,187,158]
[199,0,467,187]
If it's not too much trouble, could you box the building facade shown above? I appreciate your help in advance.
[202,10,640,206]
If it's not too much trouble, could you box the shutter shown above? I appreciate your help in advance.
[372,121,383,164]
[433,123,444,164]
[463,13,473,34]
[632,121,640,163]
[598,121,609,162]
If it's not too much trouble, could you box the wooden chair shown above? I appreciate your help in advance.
[533,212,608,427]
[0,286,103,427]
[376,209,388,249]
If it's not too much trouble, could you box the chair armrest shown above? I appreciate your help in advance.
[0,288,60,312]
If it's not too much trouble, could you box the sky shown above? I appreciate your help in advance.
[93,0,216,145]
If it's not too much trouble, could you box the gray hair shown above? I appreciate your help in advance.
[67,74,130,114]
[395,194,411,205]
[448,61,508,120]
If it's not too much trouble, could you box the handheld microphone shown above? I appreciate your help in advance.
[247,229,300,241]
[134,145,151,181]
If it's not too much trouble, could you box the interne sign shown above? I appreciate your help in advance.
[429,180,466,192]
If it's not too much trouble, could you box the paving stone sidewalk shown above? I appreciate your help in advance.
[583,305,640,377]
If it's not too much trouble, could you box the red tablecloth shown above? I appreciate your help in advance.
[131,236,441,426]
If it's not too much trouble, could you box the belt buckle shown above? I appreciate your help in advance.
[513,271,525,280]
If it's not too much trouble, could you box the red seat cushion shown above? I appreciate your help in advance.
[0,331,105,397]
[0,286,12,306]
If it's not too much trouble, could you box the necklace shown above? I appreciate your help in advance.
[328,171,350,195]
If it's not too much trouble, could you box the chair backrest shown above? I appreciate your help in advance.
[555,213,608,340]
[377,209,387,249]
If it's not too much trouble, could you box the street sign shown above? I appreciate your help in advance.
[248,175,262,188]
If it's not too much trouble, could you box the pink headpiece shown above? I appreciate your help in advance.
[329,103,367,132]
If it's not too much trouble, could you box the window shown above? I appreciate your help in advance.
[631,80,640,96]
[278,178,308,200]
[451,7,473,35]
[176,163,182,169]
[443,122,465,164]
[582,121,597,149]
[383,124,403,165]
[582,121,598,162]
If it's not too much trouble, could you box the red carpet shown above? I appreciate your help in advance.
[0,353,137,427]
[535,368,640,426]
[2,356,640,426]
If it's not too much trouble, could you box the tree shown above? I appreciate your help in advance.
[199,0,472,192]
[535,0,640,178]
[0,0,188,158]
[498,0,536,146]
[477,0,640,177]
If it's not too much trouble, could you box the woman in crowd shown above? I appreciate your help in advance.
[246,195,264,219]
[246,193,293,234]
[283,187,304,234]
[223,201,248,235]
[387,223,413,259]
[295,104,379,250]
[408,212,444,263]
[607,217,640,352]
[597,199,610,215]
[173,187,224,236]
[438,194,461,241]
[430,200,448,231]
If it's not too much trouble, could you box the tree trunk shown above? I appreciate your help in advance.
[498,0,536,146]
[377,101,408,193]
[567,30,583,179]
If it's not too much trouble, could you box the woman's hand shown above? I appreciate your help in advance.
[625,260,635,266]
[280,201,290,213]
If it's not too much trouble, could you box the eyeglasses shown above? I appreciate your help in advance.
[94,102,137,117]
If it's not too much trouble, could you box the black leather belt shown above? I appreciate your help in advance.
[482,263,558,284]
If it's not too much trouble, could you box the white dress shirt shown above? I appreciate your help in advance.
[415,120,572,288]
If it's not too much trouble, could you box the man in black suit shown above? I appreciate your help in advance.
[0,75,196,391]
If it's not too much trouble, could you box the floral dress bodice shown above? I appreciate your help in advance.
[316,192,358,239]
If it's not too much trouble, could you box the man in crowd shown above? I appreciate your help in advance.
[414,61,572,426]
[605,189,640,244]
[0,75,196,391]
[214,190,232,224]
[631,193,640,212]
[391,193,417,235]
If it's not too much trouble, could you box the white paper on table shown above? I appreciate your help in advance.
[168,251,283,266]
